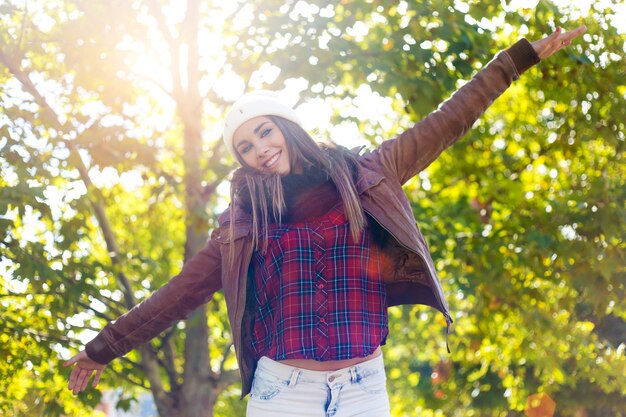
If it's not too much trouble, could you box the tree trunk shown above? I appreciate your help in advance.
[165,1,225,416]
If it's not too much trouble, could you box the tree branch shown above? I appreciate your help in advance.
[129,70,175,100]
[20,328,71,345]
[200,176,225,204]
[146,0,183,100]
[107,366,150,390]
[17,0,29,52]
[156,331,181,392]
[213,369,240,391]
[163,326,180,391]
[218,342,234,376]
[138,344,175,409]
[118,355,144,372]
[76,300,115,323]
[64,324,103,332]
[198,139,231,206]
[92,293,126,316]
[0,291,54,299]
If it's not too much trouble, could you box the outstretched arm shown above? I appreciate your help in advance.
[369,26,586,185]
[63,235,224,394]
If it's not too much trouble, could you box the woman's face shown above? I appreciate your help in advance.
[233,116,291,175]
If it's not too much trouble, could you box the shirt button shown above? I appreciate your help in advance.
[320,318,326,324]
[319,283,325,289]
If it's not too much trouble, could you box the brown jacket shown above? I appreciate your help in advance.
[86,39,539,397]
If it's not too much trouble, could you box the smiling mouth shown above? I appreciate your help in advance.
[263,151,281,169]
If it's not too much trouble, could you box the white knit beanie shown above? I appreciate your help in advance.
[223,90,303,158]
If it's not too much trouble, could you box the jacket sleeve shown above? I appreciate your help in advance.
[372,38,540,185]
[85,232,223,364]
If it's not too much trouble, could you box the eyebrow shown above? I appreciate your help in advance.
[253,121,270,134]
[235,121,271,150]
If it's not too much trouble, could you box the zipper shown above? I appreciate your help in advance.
[363,207,453,351]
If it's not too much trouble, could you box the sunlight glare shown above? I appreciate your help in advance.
[213,69,245,101]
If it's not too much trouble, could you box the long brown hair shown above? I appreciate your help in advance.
[228,115,365,257]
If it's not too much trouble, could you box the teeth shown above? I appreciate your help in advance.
[264,152,280,168]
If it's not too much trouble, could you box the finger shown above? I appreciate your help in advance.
[569,25,587,37]
[541,27,565,57]
[71,369,84,394]
[544,27,561,45]
[68,366,80,391]
[80,370,92,392]
[93,368,104,388]
[64,355,79,367]
[73,368,89,394]
[562,25,587,42]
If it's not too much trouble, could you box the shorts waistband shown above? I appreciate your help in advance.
[256,352,384,384]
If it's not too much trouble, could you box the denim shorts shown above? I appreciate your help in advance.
[246,353,391,417]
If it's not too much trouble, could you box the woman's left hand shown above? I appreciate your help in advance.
[531,25,587,59]
[63,350,106,394]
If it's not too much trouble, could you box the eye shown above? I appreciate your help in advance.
[239,144,252,154]
[260,128,272,138]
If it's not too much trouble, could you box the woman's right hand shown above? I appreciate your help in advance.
[530,25,587,59]
[63,350,106,394]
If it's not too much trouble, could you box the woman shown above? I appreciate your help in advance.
[65,26,586,416]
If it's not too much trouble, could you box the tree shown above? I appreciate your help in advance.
[1,1,624,416]
[1,1,240,415]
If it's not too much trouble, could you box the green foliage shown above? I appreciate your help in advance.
[378,2,626,415]
[1,0,624,416]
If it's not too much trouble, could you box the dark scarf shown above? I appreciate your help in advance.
[236,165,342,223]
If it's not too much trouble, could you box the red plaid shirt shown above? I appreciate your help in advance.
[250,204,388,361]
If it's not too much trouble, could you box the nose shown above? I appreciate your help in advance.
[256,142,270,158]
